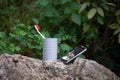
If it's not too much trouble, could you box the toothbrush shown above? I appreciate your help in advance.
[34,24,45,39]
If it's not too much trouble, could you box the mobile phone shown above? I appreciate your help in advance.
[61,45,87,64]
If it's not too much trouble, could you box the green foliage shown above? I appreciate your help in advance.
[109,10,120,43]
[40,0,49,7]
[79,2,90,14]
[0,24,43,57]
[71,13,81,25]
[87,8,97,19]
[83,23,90,33]
[97,15,104,25]
[0,0,120,76]
[97,7,104,17]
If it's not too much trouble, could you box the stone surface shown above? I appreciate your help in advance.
[0,54,119,80]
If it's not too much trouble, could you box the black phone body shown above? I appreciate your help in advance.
[61,46,87,64]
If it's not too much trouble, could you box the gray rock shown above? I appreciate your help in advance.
[0,54,119,80]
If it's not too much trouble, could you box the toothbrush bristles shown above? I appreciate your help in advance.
[34,25,45,39]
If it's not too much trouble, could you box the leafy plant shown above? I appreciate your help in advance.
[109,10,120,43]
[0,0,120,76]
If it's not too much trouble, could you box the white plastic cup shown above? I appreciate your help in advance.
[43,38,57,61]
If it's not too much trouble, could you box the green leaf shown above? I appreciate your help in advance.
[32,18,39,24]
[106,3,116,7]
[60,44,72,52]
[71,13,81,25]
[119,33,120,43]
[0,32,6,38]
[40,0,49,7]
[117,16,120,24]
[109,23,120,29]
[101,3,109,11]
[83,23,90,33]
[79,2,89,14]
[64,7,71,14]
[61,0,70,4]
[9,33,15,37]
[87,27,98,39]
[81,11,88,22]
[97,15,104,25]
[113,28,120,35]
[87,8,97,19]
[70,2,80,10]
[15,46,21,51]
[45,10,53,17]
[97,7,104,17]
[0,41,6,48]
[18,30,26,36]
[9,44,15,52]
[116,10,120,16]
[44,5,54,17]
[42,31,51,38]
